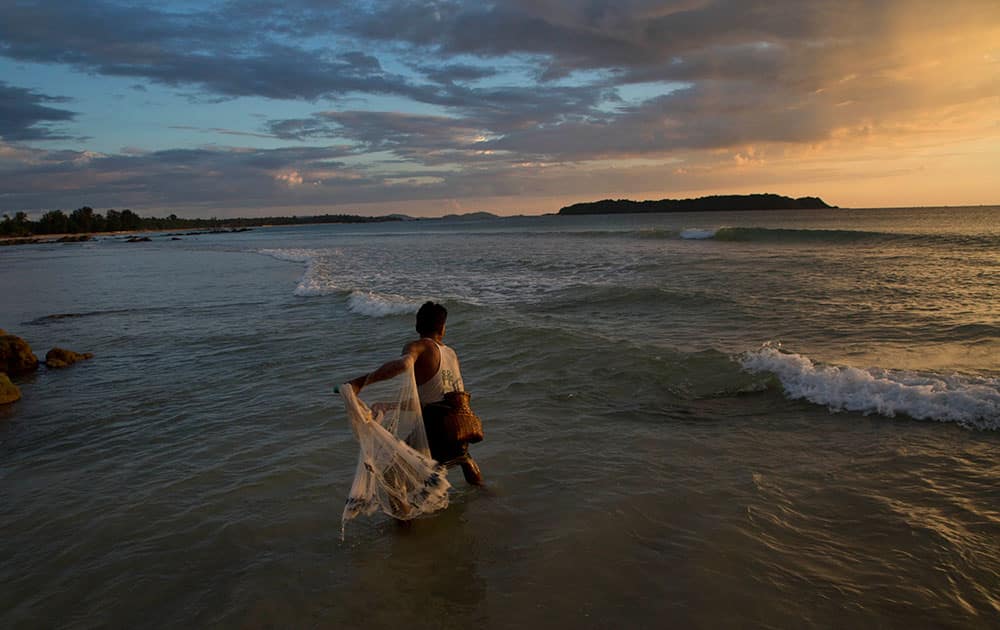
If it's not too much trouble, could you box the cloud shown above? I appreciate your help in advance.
[169,125,277,140]
[1,1,998,212]
[0,143,364,212]
[415,63,500,85]
[0,82,76,141]
[275,171,304,186]
[267,110,488,149]
[0,2,410,101]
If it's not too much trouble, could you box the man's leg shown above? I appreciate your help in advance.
[460,454,484,486]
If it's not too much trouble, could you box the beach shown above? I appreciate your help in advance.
[1,206,998,628]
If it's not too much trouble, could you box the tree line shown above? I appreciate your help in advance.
[0,207,403,236]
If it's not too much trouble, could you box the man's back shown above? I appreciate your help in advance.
[407,337,441,388]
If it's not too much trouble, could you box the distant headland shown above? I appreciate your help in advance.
[558,194,834,215]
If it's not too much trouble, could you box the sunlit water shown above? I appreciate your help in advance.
[1,207,998,628]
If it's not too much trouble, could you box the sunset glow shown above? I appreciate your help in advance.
[1,1,998,217]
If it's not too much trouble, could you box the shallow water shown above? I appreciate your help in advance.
[1,207,998,628]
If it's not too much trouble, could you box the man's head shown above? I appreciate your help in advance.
[416,301,448,337]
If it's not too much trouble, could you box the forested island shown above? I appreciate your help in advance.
[558,194,833,215]
[0,207,403,238]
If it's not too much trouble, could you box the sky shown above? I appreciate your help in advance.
[1,0,998,218]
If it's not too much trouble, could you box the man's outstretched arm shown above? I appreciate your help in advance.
[345,342,422,393]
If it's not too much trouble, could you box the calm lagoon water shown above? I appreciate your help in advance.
[1,207,998,628]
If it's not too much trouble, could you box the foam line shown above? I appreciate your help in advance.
[347,290,422,317]
[740,346,1000,429]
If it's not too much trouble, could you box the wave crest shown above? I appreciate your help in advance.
[258,248,343,296]
[740,345,1000,429]
[258,248,315,263]
[347,290,422,318]
[680,228,719,240]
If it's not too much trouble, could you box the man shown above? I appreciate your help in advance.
[346,301,484,485]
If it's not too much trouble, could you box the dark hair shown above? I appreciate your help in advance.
[416,301,447,336]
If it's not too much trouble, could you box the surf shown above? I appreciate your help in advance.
[740,344,1000,430]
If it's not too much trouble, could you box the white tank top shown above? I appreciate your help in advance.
[417,340,464,404]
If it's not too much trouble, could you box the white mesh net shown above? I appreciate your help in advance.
[339,366,450,538]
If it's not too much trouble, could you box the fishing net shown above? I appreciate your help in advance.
[339,366,450,538]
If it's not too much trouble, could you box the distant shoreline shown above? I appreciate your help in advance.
[0,210,403,245]
[0,227,256,247]
[4,202,996,246]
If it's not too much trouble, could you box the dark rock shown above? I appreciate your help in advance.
[0,332,39,376]
[56,235,92,243]
[0,373,20,405]
[171,237,182,240]
[0,238,42,247]
[45,347,94,369]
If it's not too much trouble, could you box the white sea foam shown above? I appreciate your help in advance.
[740,345,1000,430]
[347,290,422,317]
[258,248,342,296]
[680,228,719,240]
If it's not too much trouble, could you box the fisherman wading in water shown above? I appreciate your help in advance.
[346,301,484,485]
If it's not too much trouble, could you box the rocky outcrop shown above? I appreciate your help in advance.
[559,193,835,215]
[45,347,94,369]
[0,373,20,405]
[0,331,39,376]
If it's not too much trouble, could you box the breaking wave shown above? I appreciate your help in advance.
[740,345,1000,430]
[258,248,341,296]
[679,228,718,240]
[677,226,889,242]
[258,248,425,316]
[529,226,1000,249]
[346,290,422,318]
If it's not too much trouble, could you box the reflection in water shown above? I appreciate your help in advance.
[338,493,488,629]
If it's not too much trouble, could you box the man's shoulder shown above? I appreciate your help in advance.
[403,338,437,355]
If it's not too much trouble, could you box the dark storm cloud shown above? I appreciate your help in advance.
[0,82,76,141]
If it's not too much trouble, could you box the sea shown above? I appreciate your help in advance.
[1,206,998,629]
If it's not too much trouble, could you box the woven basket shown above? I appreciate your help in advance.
[441,391,484,443]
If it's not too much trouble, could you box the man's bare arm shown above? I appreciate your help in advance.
[346,342,423,393]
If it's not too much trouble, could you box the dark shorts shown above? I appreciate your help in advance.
[422,402,468,463]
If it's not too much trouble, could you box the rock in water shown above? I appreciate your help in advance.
[0,373,20,405]
[0,332,39,375]
[45,347,94,369]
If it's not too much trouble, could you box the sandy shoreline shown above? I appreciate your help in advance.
[0,227,253,247]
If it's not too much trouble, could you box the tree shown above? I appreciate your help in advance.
[105,209,121,232]
[10,212,30,236]
[38,210,69,234]
[120,209,139,230]
[69,206,95,233]
[91,211,106,232]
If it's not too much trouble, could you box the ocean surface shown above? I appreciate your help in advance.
[1,206,998,628]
